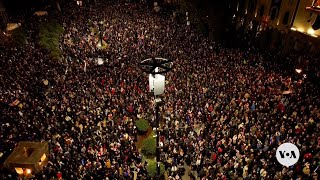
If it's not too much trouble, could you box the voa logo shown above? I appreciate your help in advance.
[279,150,297,159]
[276,143,300,167]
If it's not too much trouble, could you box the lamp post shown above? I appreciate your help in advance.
[140,57,173,176]
[155,97,161,175]
[98,21,103,47]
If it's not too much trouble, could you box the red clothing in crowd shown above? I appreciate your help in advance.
[124,156,129,162]
[54,146,60,152]
[57,172,62,179]
[277,102,285,113]
[304,153,312,159]
[111,88,115,95]
[137,87,142,94]
[128,105,133,113]
[147,84,150,92]
[170,85,175,92]
[121,87,125,94]
[139,105,143,113]
[208,105,213,112]
[211,153,217,161]
[295,127,303,134]
[160,135,165,142]
[207,114,212,122]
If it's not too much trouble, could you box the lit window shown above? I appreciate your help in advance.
[282,12,289,25]
[270,8,278,20]
[26,169,31,174]
[39,154,47,165]
[40,154,46,162]
[15,168,23,175]
[259,5,265,17]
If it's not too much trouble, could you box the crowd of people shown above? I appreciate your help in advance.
[0,1,319,179]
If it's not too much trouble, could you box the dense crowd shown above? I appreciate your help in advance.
[0,1,319,180]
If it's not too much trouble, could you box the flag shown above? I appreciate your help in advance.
[9,99,20,106]
[282,90,292,95]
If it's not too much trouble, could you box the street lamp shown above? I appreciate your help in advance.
[98,21,103,48]
[140,57,173,176]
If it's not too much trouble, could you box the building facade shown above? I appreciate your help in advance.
[237,0,320,35]
[234,0,320,54]
[0,0,8,28]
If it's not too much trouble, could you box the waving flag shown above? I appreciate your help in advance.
[9,99,20,107]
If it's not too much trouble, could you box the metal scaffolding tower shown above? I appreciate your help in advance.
[0,0,8,28]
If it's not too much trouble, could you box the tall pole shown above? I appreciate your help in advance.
[139,57,173,178]
[155,97,160,176]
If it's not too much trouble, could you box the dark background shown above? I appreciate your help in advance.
[3,0,45,15]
